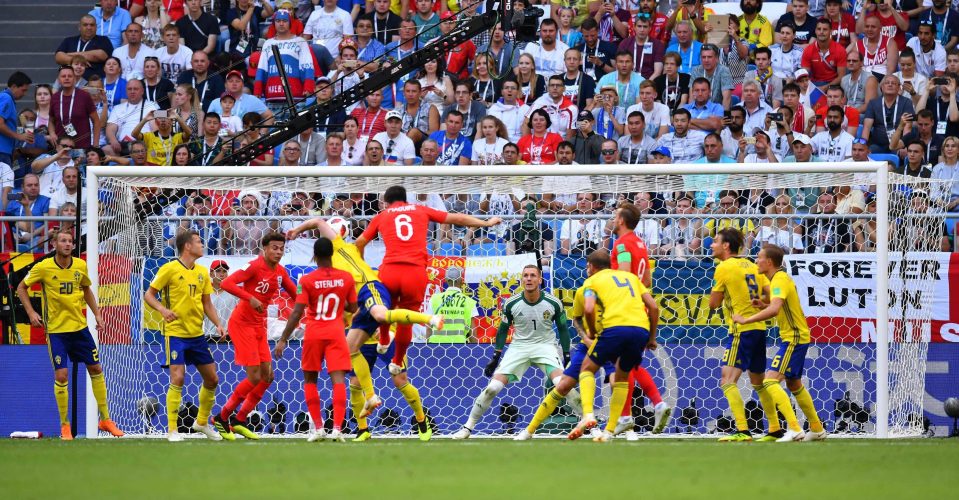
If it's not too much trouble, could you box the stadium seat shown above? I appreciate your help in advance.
[436,242,462,256]
[868,153,899,169]
[466,242,506,256]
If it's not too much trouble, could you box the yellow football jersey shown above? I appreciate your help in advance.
[583,269,651,331]
[22,257,91,334]
[769,271,811,344]
[149,259,213,338]
[333,237,378,290]
[571,285,604,334]
[712,257,768,334]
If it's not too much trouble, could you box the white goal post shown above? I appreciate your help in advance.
[84,162,923,439]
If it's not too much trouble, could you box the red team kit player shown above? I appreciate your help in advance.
[214,233,298,440]
[275,237,357,442]
[356,186,502,374]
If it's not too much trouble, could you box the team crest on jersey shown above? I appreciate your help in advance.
[74,271,81,283]
[55,355,62,365]
[542,310,552,321]
[198,275,205,284]
[172,351,178,360]
[277,275,283,288]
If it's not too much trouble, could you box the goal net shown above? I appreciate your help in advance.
[85,163,942,439]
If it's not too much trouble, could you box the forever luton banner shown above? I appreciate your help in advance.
[784,252,959,343]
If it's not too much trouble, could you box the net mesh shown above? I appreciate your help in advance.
[89,167,942,438]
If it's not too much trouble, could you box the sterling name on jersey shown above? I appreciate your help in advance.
[500,292,565,345]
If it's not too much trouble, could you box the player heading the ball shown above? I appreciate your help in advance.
[275,237,358,442]
[732,245,827,442]
[144,230,227,442]
[355,185,502,376]
[17,229,124,440]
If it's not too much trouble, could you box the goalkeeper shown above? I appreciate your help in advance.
[452,265,573,439]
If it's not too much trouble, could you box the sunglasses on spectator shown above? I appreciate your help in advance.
[601,149,616,155]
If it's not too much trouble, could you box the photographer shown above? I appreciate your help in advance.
[31,136,81,198]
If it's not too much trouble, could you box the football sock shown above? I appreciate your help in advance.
[754,383,781,434]
[350,386,368,430]
[221,378,255,421]
[465,379,505,429]
[721,383,748,432]
[377,324,391,347]
[384,309,432,325]
[166,384,183,433]
[633,366,663,406]
[606,382,629,433]
[197,384,216,424]
[54,381,69,425]
[304,382,322,429]
[578,371,597,416]
[332,382,347,431]
[764,379,801,432]
[89,372,111,420]
[236,381,269,422]
[621,371,636,417]
[391,324,413,367]
[350,352,376,398]
[398,382,425,422]
[792,386,825,433]
[526,388,564,434]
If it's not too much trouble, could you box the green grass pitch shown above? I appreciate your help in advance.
[1,438,957,498]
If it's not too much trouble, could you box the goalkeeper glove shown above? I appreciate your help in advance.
[563,351,571,368]
[484,350,503,377]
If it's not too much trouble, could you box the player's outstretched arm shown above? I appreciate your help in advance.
[444,212,503,228]
[82,285,104,331]
[285,217,338,240]
[201,294,226,338]
[274,303,306,359]
[642,291,660,349]
[144,287,178,322]
[732,298,783,326]
[15,281,43,327]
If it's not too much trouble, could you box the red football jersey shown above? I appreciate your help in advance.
[611,232,650,283]
[221,256,298,322]
[297,267,357,338]
[361,201,449,267]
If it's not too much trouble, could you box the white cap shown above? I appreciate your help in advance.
[791,133,812,145]
[794,68,810,80]
[385,110,403,121]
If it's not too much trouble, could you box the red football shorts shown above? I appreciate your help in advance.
[229,317,271,366]
[301,333,351,372]
[378,263,428,309]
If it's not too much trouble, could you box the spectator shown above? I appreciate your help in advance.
[896,140,934,178]
[169,84,200,136]
[1,72,33,166]
[841,51,878,114]
[517,109,563,165]
[55,15,114,79]
[660,195,702,257]
[207,70,272,123]
[557,7,584,53]
[507,198,554,262]
[782,134,823,211]
[857,0,908,50]
[141,56,176,109]
[131,108,192,165]
[31,136,77,198]
[770,24,802,82]
[188,112,226,165]
[54,56,91,93]
[105,79,157,154]
[341,116,367,166]
[173,0,217,55]
[514,53,546,105]
[224,0,274,61]
[265,0,302,37]
[907,22,947,80]
[110,22,150,83]
[295,126,326,166]
[442,81,487,139]
[416,57,455,113]
[920,0,959,50]
[33,84,54,136]
[398,80,438,147]
[363,139,385,166]
[363,0,402,47]
[525,75,577,138]
[738,130,779,163]
[599,139,619,164]
[894,50,928,109]
[105,138,147,165]
[412,0,441,44]
[703,190,756,251]
[576,18,617,82]
[756,194,804,254]
[418,138,440,166]
[630,192,661,254]
[690,44,733,108]
[350,89,387,140]
[931,136,959,212]
[618,16,663,81]
[559,49,595,112]
[488,78,530,143]
[738,0,774,49]
[171,142,190,165]
[319,133,345,166]
[7,173,55,252]
[522,18,569,76]
[834,185,866,216]
[744,47,784,109]
[592,0,630,44]
[385,19,421,107]
[90,0,132,50]
[656,108,706,163]
[652,52,690,111]
[855,14,899,79]
[176,51,223,112]
[590,84,625,140]
[204,259,237,338]
[681,78,724,133]
[157,24,192,84]
[740,80,773,135]
[570,111,603,164]
[501,142,523,165]
[225,191,276,255]
[304,0,354,60]
[560,192,606,256]
[428,111,472,166]
[666,22,702,74]
[51,66,100,148]
[471,116,509,165]
[776,0,817,45]
[597,50,644,109]
[897,190,951,251]
[239,111,273,166]
[854,198,878,251]
[101,57,127,111]
[617,111,656,164]
[804,191,852,253]
[215,93,243,136]
[276,139,303,167]
[50,165,80,213]
[255,10,315,120]
[373,110,416,165]
[862,75,915,153]
[136,0,170,50]
[917,73,959,140]
[812,85,860,135]
[810,105,855,162]
[352,17,386,75]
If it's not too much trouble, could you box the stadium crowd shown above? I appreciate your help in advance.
[1,0,955,257]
